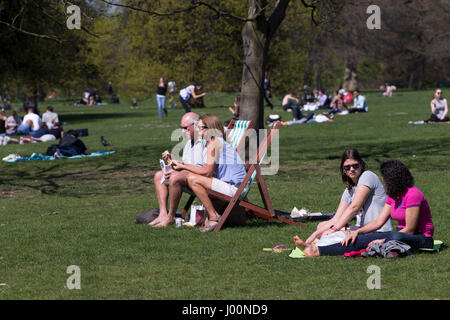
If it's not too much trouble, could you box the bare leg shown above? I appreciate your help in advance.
[186,174,220,228]
[150,170,169,226]
[154,170,189,227]
[293,235,320,258]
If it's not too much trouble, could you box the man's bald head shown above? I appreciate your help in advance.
[181,112,199,127]
[181,112,199,141]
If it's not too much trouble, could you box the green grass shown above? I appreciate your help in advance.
[0,90,449,300]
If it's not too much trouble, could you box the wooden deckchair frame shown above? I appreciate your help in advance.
[182,121,305,231]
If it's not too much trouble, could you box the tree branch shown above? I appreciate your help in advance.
[0,19,61,42]
[267,0,291,41]
[100,0,260,22]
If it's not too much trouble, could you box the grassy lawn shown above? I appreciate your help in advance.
[0,90,449,300]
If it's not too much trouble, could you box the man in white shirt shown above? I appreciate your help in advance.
[42,106,59,129]
[17,107,41,135]
[150,112,207,227]
[349,90,368,113]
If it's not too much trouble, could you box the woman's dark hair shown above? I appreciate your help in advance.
[340,148,367,190]
[380,160,414,198]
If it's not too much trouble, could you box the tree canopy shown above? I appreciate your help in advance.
[1,0,448,99]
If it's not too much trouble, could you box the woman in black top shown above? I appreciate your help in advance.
[156,77,168,118]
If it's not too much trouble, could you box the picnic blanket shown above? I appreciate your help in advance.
[2,150,115,162]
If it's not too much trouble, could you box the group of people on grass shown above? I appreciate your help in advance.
[149,112,436,257]
[280,87,368,125]
[281,86,448,126]
[293,148,435,257]
[74,89,103,106]
[0,105,62,145]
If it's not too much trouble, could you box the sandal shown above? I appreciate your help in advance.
[200,218,220,232]
[262,244,292,253]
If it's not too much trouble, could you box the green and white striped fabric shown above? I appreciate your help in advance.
[227,120,251,150]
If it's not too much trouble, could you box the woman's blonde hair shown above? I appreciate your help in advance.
[199,114,224,141]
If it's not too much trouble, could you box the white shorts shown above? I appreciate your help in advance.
[211,178,238,197]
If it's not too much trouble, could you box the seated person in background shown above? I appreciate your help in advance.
[340,89,353,104]
[94,94,102,105]
[17,106,41,135]
[342,160,435,252]
[424,88,449,123]
[83,90,90,104]
[171,114,246,232]
[2,97,12,111]
[228,95,240,120]
[6,110,22,135]
[381,83,396,97]
[281,92,300,112]
[88,96,96,106]
[293,148,392,257]
[42,106,59,129]
[348,90,368,113]
[328,92,348,116]
[300,85,315,106]
[315,89,330,109]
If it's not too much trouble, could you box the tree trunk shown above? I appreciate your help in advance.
[343,59,358,91]
[239,0,291,130]
[240,16,267,130]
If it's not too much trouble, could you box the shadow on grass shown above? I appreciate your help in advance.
[60,112,140,124]
[0,162,154,198]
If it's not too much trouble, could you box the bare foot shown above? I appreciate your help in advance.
[152,216,174,227]
[148,212,167,226]
[293,235,319,257]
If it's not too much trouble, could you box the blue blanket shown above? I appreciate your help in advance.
[3,150,115,162]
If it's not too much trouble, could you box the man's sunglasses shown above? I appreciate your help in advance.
[180,124,194,130]
[343,163,360,171]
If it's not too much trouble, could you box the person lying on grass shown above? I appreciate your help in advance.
[294,159,435,257]
[170,114,246,232]
[293,148,393,256]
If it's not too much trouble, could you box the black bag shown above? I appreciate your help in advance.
[46,144,59,156]
[136,209,160,224]
[74,128,88,137]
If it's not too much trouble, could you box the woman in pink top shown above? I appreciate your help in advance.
[343,160,435,250]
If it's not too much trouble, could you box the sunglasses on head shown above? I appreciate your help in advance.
[343,163,360,171]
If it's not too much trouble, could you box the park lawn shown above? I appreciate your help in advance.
[0,90,448,300]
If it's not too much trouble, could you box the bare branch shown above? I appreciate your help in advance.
[0,19,61,42]
[100,0,258,22]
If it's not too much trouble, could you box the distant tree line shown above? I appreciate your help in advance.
[1,0,448,101]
